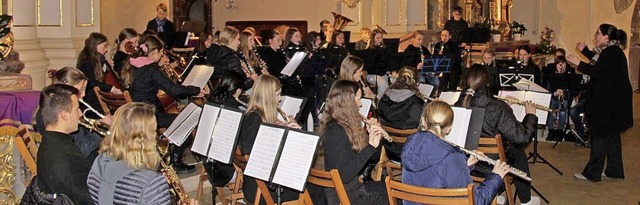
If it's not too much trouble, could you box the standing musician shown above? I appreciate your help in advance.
[432,29,462,92]
[318,20,332,45]
[338,55,375,99]
[281,28,305,97]
[301,31,325,125]
[21,84,91,204]
[120,35,203,173]
[355,27,371,50]
[364,29,390,99]
[206,26,244,89]
[402,100,508,205]
[77,32,122,114]
[327,30,347,49]
[257,30,287,78]
[113,28,140,75]
[238,75,301,204]
[86,102,171,204]
[568,23,632,182]
[146,3,175,49]
[321,79,388,205]
[456,64,540,205]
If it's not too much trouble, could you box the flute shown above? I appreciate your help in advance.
[443,140,532,181]
[362,118,393,142]
[494,95,552,112]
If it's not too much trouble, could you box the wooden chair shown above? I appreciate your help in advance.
[297,169,350,205]
[93,86,132,116]
[373,125,417,181]
[474,134,514,205]
[385,176,474,205]
[14,125,38,176]
[196,148,247,205]
[385,161,402,182]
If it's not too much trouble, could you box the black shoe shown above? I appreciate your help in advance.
[361,164,376,182]
[172,161,196,173]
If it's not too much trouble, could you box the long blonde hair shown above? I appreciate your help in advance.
[420,101,454,138]
[217,26,240,46]
[100,102,159,170]
[240,31,260,68]
[321,80,368,151]
[247,75,282,124]
[338,55,364,81]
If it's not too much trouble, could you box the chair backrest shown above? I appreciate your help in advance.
[305,169,350,205]
[93,86,132,116]
[385,177,474,205]
[14,125,38,176]
[380,125,418,143]
[476,134,506,161]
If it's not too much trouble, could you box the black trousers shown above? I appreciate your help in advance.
[582,134,624,181]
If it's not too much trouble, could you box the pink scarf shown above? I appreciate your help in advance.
[129,57,156,68]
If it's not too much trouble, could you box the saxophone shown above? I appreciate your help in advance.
[158,149,192,205]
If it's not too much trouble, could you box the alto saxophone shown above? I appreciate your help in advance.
[158,149,192,205]
[277,107,295,124]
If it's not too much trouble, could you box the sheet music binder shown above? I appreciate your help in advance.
[422,55,452,73]
[444,107,485,150]
[244,123,320,192]
[278,96,308,122]
[191,103,245,164]
[281,52,307,77]
[359,98,373,118]
[499,90,551,125]
[182,64,214,89]
[164,103,202,146]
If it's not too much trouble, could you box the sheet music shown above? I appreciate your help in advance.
[191,104,221,156]
[243,125,287,182]
[499,91,527,122]
[208,108,244,163]
[166,103,202,146]
[281,52,307,76]
[272,130,319,192]
[444,107,472,147]
[359,98,372,117]
[439,91,461,105]
[524,92,551,125]
[418,84,434,99]
[278,96,304,122]
[513,78,548,93]
[182,65,214,89]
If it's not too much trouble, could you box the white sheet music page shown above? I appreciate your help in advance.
[277,96,304,122]
[513,78,548,93]
[418,84,434,99]
[524,91,552,125]
[208,108,244,164]
[167,104,202,146]
[499,90,526,122]
[281,52,307,76]
[272,130,319,192]
[359,98,372,118]
[182,65,214,89]
[244,125,287,182]
[444,107,472,147]
[191,104,220,156]
[439,91,461,105]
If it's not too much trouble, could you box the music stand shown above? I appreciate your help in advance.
[180,21,206,34]
[421,54,452,74]
[497,63,535,87]
[547,73,589,148]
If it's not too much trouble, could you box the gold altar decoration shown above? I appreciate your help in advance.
[341,0,360,8]
[0,125,18,205]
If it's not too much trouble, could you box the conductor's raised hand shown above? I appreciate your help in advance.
[576,41,586,51]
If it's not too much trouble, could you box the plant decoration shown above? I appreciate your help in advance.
[510,20,527,34]
[0,15,13,61]
[537,27,556,54]
[472,16,491,29]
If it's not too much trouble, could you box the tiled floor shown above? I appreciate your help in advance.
[184,92,640,205]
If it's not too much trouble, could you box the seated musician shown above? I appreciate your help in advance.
[206,26,244,87]
[455,64,540,205]
[321,80,388,205]
[281,28,305,97]
[22,84,91,204]
[481,49,500,96]
[402,100,508,205]
[401,31,431,69]
[283,28,305,52]
[364,29,390,99]
[257,30,287,78]
[541,48,567,87]
[516,45,542,86]
[545,56,575,141]
[432,29,462,91]
[35,67,104,161]
[338,55,375,99]
[77,32,122,113]
[355,27,371,50]
[328,30,347,49]
[86,102,171,204]
[121,34,203,173]
[238,75,301,204]
[113,28,140,75]
[239,30,264,80]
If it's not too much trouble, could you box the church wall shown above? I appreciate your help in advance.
[100,0,169,44]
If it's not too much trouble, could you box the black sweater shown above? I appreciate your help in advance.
[127,63,200,110]
[112,51,129,75]
[146,18,175,48]
[256,47,287,78]
[37,131,92,204]
[401,44,431,68]
[78,60,113,111]
[206,44,244,79]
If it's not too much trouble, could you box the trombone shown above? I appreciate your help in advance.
[79,100,110,136]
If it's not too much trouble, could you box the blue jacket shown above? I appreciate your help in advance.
[401,131,503,205]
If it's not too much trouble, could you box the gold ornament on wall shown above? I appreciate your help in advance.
[342,0,360,8]
[0,125,18,204]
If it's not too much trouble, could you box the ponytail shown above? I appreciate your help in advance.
[420,101,454,138]
[616,29,627,49]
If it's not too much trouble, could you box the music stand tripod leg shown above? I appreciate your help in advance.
[528,128,563,175]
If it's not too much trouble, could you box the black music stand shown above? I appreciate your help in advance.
[497,62,535,87]
[421,55,452,74]
[548,73,589,148]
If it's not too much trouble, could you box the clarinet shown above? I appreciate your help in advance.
[443,140,532,181]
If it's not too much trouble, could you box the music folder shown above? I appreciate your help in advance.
[182,65,214,89]
[359,98,373,118]
[418,83,434,99]
[439,91,461,105]
[444,107,485,150]
[278,96,307,122]
[164,103,202,146]
[191,103,245,164]
[499,90,551,125]
[281,52,307,77]
[243,123,320,192]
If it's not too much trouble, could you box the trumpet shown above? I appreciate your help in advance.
[277,107,296,124]
[493,95,552,112]
[78,100,110,136]
[362,118,393,142]
[443,140,531,181]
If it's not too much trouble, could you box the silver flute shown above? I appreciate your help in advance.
[444,140,532,181]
